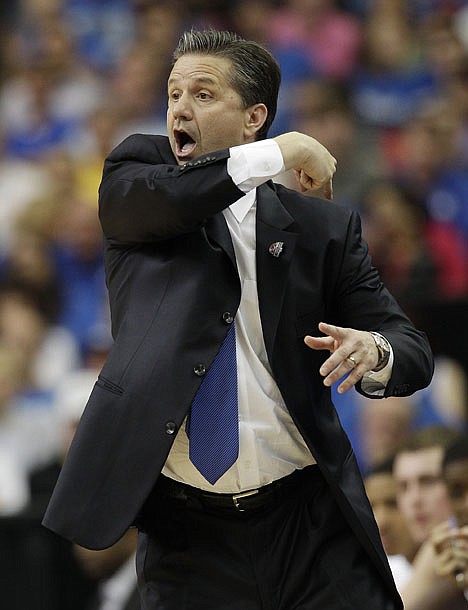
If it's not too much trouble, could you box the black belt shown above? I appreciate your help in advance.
[157,465,321,513]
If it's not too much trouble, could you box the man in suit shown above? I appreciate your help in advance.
[43,30,434,610]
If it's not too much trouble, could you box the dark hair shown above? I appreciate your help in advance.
[173,30,281,141]
[443,433,468,469]
[366,456,395,477]
[397,425,460,453]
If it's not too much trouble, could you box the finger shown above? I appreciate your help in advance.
[304,335,336,351]
[336,364,366,393]
[323,178,333,200]
[294,169,307,193]
[323,358,365,392]
[300,170,315,191]
[318,321,345,339]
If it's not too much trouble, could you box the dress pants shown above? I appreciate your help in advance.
[136,467,397,610]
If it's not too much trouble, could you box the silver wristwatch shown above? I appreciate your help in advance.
[370,332,391,371]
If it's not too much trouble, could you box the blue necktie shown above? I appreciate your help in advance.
[187,321,239,484]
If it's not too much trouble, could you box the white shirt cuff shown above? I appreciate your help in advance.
[227,140,285,193]
[361,344,394,397]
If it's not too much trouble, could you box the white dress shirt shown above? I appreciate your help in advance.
[163,139,392,492]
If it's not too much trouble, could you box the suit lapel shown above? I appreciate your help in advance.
[256,184,299,360]
[204,213,237,267]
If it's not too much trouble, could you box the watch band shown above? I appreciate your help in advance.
[370,332,391,372]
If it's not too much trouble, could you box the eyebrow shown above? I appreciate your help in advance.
[168,76,219,88]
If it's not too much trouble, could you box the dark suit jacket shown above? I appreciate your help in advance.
[43,134,433,607]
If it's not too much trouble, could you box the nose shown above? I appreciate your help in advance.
[171,93,193,121]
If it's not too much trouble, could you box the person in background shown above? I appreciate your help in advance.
[393,426,458,549]
[431,432,468,603]
[392,425,466,609]
[74,529,140,610]
[364,457,418,591]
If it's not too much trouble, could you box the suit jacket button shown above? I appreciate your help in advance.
[165,421,177,435]
[193,364,206,376]
[222,312,234,324]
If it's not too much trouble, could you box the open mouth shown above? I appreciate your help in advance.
[174,129,197,158]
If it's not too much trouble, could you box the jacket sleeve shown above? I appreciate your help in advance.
[98,134,244,243]
[330,210,434,397]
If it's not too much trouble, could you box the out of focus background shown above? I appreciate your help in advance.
[0,1,467,608]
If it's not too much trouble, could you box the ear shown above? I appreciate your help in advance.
[244,103,268,141]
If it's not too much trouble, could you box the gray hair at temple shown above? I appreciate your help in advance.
[173,29,281,141]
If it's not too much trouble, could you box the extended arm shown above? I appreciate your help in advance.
[98,133,336,243]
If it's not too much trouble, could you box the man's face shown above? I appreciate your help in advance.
[444,458,468,526]
[394,446,452,545]
[365,472,415,557]
[167,54,254,165]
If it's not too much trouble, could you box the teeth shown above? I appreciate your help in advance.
[175,130,195,156]
[182,140,195,153]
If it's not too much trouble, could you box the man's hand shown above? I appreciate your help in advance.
[431,520,468,590]
[274,132,336,199]
[304,322,379,393]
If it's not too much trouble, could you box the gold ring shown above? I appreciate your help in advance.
[346,355,357,367]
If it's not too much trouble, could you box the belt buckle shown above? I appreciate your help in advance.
[232,489,259,511]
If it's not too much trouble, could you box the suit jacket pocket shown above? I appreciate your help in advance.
[95,375,124,396]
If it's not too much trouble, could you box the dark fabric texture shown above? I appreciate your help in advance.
[136,467,396,610]
[42,134,434,610]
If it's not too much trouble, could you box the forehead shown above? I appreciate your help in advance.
[168,54,234,87]
[394,446,443,478]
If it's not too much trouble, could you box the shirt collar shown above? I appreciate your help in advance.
[228,188,256,223]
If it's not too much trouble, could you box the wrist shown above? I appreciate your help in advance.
[370,332,391,372]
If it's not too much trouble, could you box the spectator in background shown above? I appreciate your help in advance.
[0,139,50,257]
[364,458,418,591]
[431,433,468,602]
[60,0,136,72]
[0,8,105,160]
[14,367,102,610]
[401,428,468,610]
[0,342,30,514]
[384,97,468,300]
[107,43,168,144]
[360,179,437,322]
[351,1,437,130]
[358,396,415,473]
[278,79,388,209]
[0,188,65,319]
[269,0,362,81]
[393,426,458,548]
[420,13,468,90]
[74,529,140,610]
[51,196,109,356]
[392,425,467,610]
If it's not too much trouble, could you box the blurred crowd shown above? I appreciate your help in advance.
[0,0,467,608]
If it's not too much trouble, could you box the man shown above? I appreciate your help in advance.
[392,425,464,610]
[393,426,457,547]
[43,30,433,610]
[431,433,468,602]
[364,459,418,591]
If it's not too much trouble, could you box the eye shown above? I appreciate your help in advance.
[197,91,212,101]
[169,90,181,101]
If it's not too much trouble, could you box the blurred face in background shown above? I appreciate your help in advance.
[394,447,452,545]
[444,457,468,526]
[365,471,417,560]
